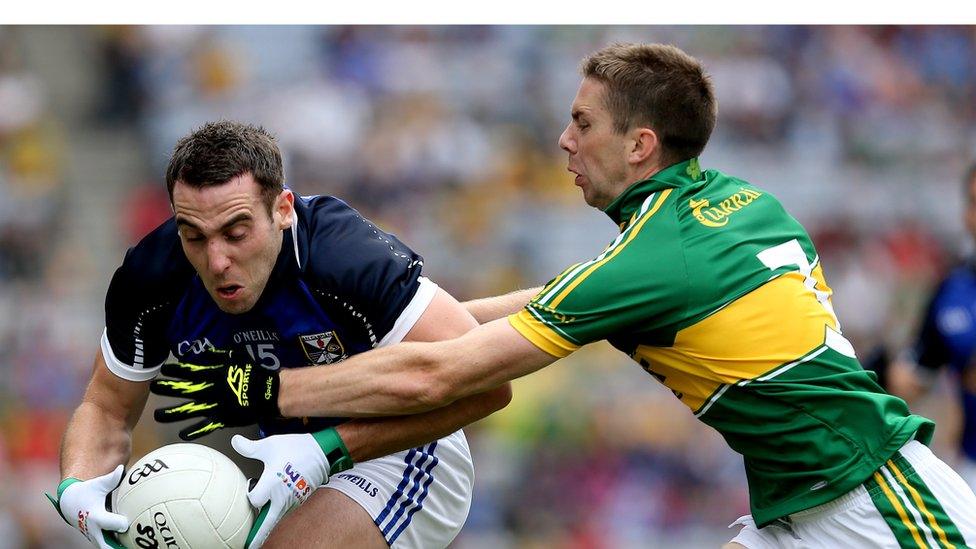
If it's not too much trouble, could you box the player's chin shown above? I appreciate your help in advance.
[581,190,603,209]
[210,289,255,314]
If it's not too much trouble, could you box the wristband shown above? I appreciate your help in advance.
[312,428,354,474]
[45,477,82,523]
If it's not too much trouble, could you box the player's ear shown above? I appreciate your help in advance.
[629,127,659,165]
[273,189,295,230]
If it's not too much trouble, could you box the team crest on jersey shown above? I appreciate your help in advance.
[299,331,346,364]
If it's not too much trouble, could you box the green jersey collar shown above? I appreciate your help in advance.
[603,158,703,225]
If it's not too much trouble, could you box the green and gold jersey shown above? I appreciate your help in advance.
[509,159,934,527]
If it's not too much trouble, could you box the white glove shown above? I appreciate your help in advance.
[46,465,128,549]
[232,432,341,549]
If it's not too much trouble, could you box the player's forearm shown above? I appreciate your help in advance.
[61,353,150,480]
[278,319,551,419]
[462,287,541,323]
[278,341,456,418]
[60,401,136,480]
[336,383,512,462]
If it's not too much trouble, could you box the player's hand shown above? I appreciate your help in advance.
[150,348,280,440]
[45,465,128,549]
[232,429,354,549]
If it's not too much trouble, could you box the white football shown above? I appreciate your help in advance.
[112,443,255,549]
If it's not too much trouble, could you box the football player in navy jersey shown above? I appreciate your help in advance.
[48,121,512,549]
[888,162,976,492]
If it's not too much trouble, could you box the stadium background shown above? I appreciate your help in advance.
[0,25,973,548]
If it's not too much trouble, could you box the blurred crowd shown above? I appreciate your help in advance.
[1,25,974,548]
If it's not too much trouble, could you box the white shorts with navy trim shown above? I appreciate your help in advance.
[323,429,473,548]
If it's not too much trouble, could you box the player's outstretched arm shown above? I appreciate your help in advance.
[463,286,541,323]
[329,286,515,460]
[318,289,512,456]
[278,316,557,419]
[49,349,149,548]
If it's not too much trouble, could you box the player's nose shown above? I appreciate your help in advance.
[206,241,232,273]
[558,123,575,153]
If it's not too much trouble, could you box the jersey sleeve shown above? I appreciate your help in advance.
[302,197,427,344]
[103,219,193,381]
[509,198,688,357]
[910,282,951,372]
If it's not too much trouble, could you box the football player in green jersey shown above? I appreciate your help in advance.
[158,43,976,547]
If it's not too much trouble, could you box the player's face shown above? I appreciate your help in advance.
[965,175,976,242]
[558,77,633,210]
[172,174,294,314]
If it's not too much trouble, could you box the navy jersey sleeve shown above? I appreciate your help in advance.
[102,219,195,381]
[911,280,952,372]
[299,196,426,344]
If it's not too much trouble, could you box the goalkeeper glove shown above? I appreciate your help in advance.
[45,465,128,549]
[232,428,354,549]
[150,348,280,440]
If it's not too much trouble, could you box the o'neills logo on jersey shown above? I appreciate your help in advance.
[689,187,763,228]
[300,331,346,365]
[233,330,280,344]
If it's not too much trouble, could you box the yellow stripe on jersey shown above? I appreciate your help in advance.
[509,309,579,358]
[549,189,673,309]
[634,271,839,411]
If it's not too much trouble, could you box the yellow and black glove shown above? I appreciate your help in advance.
[150,348,280,440]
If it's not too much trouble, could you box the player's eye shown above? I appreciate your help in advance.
[226,231,247,242]
[184,233,205,243]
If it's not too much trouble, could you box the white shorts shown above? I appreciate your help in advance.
[955,455,976,493]
[323,429,473,549]
[729,441,976,548]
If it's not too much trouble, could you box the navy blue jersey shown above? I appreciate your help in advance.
[101,195,432,436]
[912,260,976,459]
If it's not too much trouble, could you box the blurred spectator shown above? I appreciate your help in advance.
[94,26,148,125]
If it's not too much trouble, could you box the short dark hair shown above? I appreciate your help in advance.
[581,42,717,167]
[165,121,284,213]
